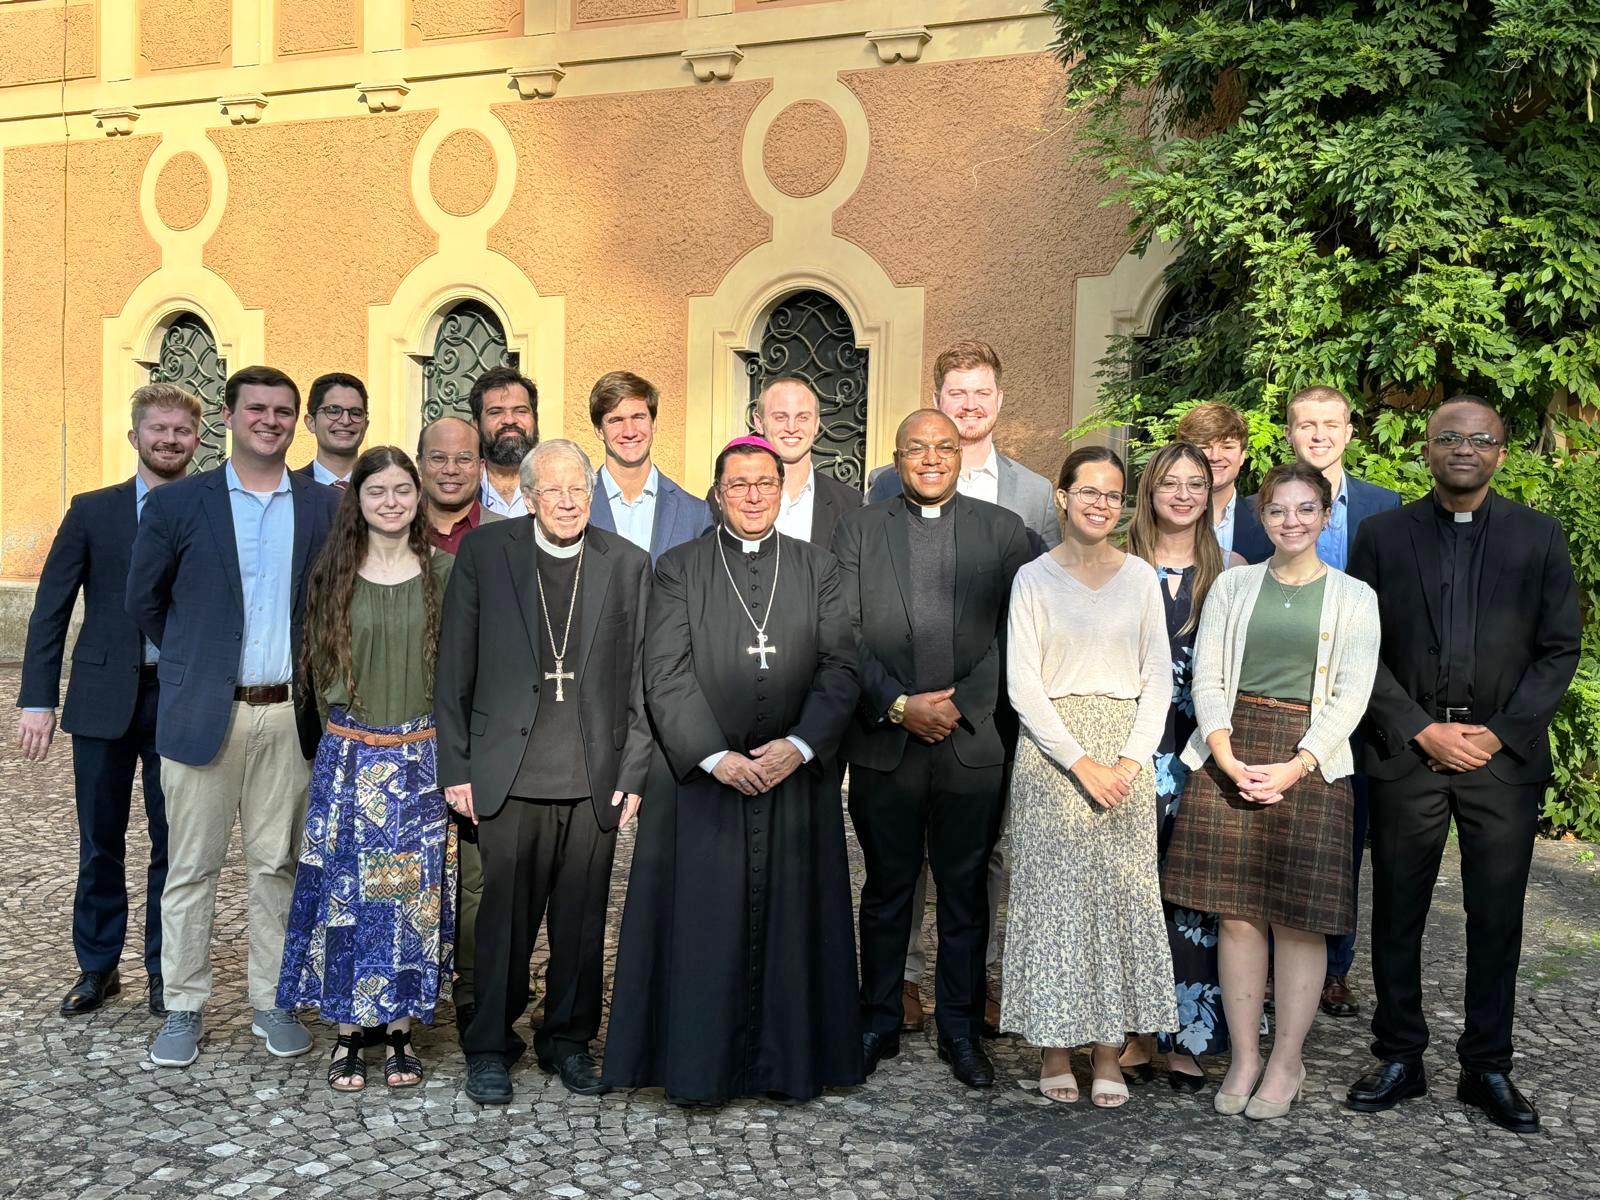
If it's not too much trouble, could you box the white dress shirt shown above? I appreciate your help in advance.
[958,446,1001,505]
[774,468,817,542]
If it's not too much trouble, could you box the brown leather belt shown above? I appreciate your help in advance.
[1239,693,1311,714]
[234,684,290,705]
[325,720,436,747]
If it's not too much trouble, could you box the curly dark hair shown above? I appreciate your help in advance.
[302,446,442,715]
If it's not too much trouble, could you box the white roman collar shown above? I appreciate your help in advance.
[725,524,777,553]
[534,526,585,558]
[919,504,943,519]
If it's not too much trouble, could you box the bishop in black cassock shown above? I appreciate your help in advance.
[603,436,862,1105]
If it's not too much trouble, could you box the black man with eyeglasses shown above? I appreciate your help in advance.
[1344,395,1579,1133]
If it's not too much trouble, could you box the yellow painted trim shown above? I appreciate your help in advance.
[1070,238,1178,453]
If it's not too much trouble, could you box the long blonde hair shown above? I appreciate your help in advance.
[1126,442,1224,635]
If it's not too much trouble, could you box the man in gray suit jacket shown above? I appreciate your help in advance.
[585,372,712,563]
[863,339,1055,1034]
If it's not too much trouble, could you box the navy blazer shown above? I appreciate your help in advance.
[1233,473,1401,565]
[126,465,341,766]
[589,469,712,565]
[18,480,147,740]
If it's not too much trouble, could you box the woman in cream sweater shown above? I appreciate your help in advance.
[1164,461,1380,1121]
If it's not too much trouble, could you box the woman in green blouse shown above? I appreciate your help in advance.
[276,446,457,1091]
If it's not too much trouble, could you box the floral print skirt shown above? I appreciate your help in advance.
[276,708,457,1026]
[1154,754,1231,1057]
[1000,694,1177,1048]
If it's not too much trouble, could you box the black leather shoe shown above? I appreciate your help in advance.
[538,1050,610,1096]
[464,1054,513,1105]
[1458,1070,1539,1133]
[937,1035,995,1088]
[1346,1060,1428,1112]
[147,975,166,1017]
[1168,1062,1208,1094]
[59,969,120,1016]
[862,1031,900,1076]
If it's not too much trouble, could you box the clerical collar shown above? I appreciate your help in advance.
[908,497,951,519]
[534,525,584,559]
[1431,489,1491,525]
[721,524,776,554]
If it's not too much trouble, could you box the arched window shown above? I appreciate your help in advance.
[148,312,227,473]
[740,290,869,490]
[421,300,519,424]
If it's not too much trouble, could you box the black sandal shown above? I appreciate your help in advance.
[327,1031,366,1092]
[383,1026,424,1088]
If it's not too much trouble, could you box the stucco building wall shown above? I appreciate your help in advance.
[0,0,1175,608]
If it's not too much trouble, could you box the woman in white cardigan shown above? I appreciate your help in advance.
[1163,461,1379,1122]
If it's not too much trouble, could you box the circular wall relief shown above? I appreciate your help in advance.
[429,129,498,218]
[153,152,211,231]
[762,101,847,199]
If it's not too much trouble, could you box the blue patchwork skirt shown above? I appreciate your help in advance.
[276,709,457,1025]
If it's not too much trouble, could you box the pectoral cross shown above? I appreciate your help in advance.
[746,631,777,670]
[544,658,575,702]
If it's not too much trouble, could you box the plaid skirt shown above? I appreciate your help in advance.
[1161,695,1353,935]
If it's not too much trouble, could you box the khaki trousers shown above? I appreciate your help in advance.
[158,701,310,1011]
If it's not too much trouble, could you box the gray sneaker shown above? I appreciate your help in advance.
[251,1008,312,1058]
[150,1010,203,1067]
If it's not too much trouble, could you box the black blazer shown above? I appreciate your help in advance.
[18,480,146,740]
[831,494,1034,771]
[434,520,654,828]
[704,465,863,548]
[1346,492,1581,785]
[126,465,341,766]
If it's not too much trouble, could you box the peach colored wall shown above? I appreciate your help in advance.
[572,0,685,27]
[138,0,233,74]
[836,52,1134,478]
[2,138,162,575]
[203,114,439,452]
[153,151,210,231]
[487,85,773,478]
[407,0,521,45]
[0,4,96,90]
[277,0,362,57]
[429,129,496,217]
[762,100,846,199]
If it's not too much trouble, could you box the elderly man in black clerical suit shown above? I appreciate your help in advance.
[832,410,1033,1089]
[434,438,654,1106]
[1344,396,1579,1134]
[604,435,861,1106]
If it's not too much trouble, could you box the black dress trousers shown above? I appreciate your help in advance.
[464,797,616,1064]
[1368,760,1541,1074]
[70,670,167,977]
[849,738,1005,1042]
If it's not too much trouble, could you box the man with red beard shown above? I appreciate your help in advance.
[18,384,203,1021]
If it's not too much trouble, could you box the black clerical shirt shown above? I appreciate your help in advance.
[512,545,590,801]
[905,504,957,693]
[1434,490,1491,713]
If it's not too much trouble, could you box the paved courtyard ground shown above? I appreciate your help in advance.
[0,665,1597,1199]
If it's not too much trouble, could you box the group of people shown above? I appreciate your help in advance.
[17,341,1578,1135]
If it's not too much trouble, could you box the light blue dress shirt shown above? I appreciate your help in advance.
[1214,490,1237,557]
[480,471,530,518]
[1317,478,1350,571]
[601,464,660,553]
[226,461,295,686]
[134,477,160,665]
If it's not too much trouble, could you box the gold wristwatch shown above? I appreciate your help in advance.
[888,694,909,725]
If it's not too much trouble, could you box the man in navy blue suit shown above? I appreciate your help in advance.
[1234,384,1401,1020]
[126,365,340,1069]
[18,384,202,1019]
[585,371,711,563]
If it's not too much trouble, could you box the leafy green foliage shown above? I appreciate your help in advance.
[1053,0,1600,837]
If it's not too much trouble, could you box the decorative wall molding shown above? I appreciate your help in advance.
[682,46,743,82]
[356,79,411,111]
[218,93,268,124]
[92,106,140,136]
[507,65,566,99]
[865,26,931,64]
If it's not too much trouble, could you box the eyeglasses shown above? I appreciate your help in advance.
[532,486,591,504]
[317,405,367,423]
[1066,487,1123,508]
[720,479,782,499]
[1261,503,1324,524]
[422,452,480,469]
[1430,431,1503,450]
[1154,478,1209,497]
[898,441,961,458]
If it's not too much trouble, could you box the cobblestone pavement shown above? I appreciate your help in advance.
[0,666,1597,1200]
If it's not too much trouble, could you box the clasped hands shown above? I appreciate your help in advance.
[901,687,962,744]
[712,739,804,797]
[1070,755,1143,809]
[1217,755,1305,806]
[1415,722,1500,774]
